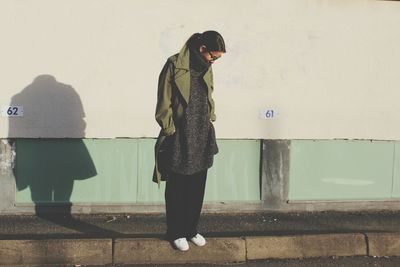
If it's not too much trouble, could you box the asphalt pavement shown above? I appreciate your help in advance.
[108,256,400,267]
[1,210,399,239]
[0,210,399,266]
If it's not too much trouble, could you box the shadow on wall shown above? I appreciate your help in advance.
[7,75,122,242]
[8,74,97,214]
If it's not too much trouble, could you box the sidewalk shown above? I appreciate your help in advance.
[0,211,399,265]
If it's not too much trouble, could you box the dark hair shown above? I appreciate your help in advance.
[186,31,226,53]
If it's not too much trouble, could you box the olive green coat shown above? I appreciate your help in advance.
[153,43,216,184]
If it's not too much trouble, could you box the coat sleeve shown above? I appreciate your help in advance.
[209,69,217,122]
[155,60,176,136]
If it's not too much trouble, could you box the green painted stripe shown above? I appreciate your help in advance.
[206,140,261,202]
[393,142,400,198]
[15,139,139,203]
[288,140,395,201]
[15,139,261,204]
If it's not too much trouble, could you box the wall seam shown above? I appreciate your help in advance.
[136,139,140,204]
[391,142,396,198]
[259,139,263,201]
[244,236,249,261]
[363,233,370,256]
[111,238,116,265]
[13,139,17,206]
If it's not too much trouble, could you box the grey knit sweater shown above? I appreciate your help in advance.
[163,48,219,175]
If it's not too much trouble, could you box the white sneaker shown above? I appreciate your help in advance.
[173,238,189,251]
[190,233,206,247]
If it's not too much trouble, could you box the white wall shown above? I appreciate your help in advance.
[1,0,400,139]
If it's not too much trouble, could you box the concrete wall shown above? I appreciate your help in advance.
[13,139,260,204]
[1,0,400,139]
[0,138,262,214]
[1,138,400,214]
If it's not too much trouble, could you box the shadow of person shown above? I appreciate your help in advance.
[8,74,119,237]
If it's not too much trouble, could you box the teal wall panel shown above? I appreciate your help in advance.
[14,138,400,204]
[137,139,165,203]
[15,139,138,203]
[135,139,261,203]
[15,138,261,204]
[393,142,400,198]
[71,139,139,203]
[288,140,395,201]
[205,140,261,202]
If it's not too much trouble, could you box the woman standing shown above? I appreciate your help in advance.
[153,31,226,251]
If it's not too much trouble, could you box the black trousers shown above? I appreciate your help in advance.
[165,169,207,241]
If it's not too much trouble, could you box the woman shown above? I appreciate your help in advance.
[153,31,226,251]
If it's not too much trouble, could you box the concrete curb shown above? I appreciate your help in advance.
[367,233,400,257]
[0,233,399,265]
[114,237,246,264]
[246,234,366,260]
[0,239,112,265]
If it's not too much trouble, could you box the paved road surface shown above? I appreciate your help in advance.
[82,256,400,267]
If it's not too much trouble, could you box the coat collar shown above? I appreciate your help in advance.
[175,43,190,70]
[174,43,213,105]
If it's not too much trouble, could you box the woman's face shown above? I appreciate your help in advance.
[199,45,224,64]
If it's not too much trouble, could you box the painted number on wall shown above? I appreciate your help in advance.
[259,109,277,119]
[2,106,24,117]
